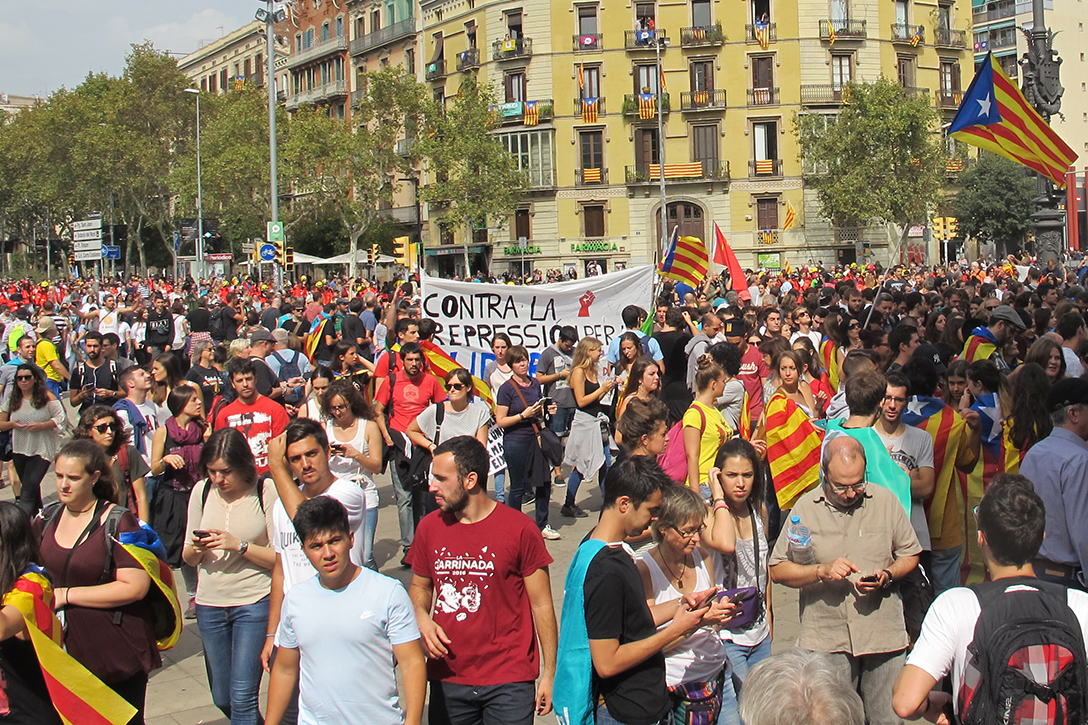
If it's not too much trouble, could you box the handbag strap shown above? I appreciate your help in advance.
[510,380,541,435]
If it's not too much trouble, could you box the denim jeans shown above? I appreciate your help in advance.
[565,445,611,507]
[717,637,772,725]
[196,596,270,725]
[825,649,907,725]
[363,505,378,570]
[549,406,575,437]
[493,470,506,504]
[595,703,670,725]
[503,437,550,529]
[389,457,415,552]
[428,680,535,725]
[929,546,962,594]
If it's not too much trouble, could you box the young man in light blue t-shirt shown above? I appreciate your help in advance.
[267,496,426,725]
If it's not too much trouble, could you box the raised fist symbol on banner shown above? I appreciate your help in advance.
[578,291,596,317]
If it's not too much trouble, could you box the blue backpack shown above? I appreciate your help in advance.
[113,398,148,455]
[554,539,607,725]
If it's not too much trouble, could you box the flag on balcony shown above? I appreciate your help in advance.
[578,63,584,89]
[761,229,776,245]
[583,168,602,183]
[694,90,709,106]
[755,159,775,175]
[910,26,922,46]
[946,159,964,172]
[649,163,704,179]
[638,93,656,119]
[524,101,539,126]
[659,66,667,90]
[783,201,797,230]
[950,52,1077,187]
[502,38,517,52]
[754,19,770,49]
[659,226,709,288]
[582,97,599,123]
[713,222,751,300]
[827,20,837,44]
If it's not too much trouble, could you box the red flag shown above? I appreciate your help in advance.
[713,223,751,301]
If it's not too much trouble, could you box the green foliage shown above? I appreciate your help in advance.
[794,78,945,228]
[951,153,1037,248]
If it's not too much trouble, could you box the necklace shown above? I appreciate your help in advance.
[659,551,689,591]
[67,501,97,516]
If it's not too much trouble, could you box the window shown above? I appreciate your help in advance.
[751,56,774,102]
[690,60,714,92]
[507,10,523,38]
[321,22,330,42]
[897,55,916,86]
[405,48,415,74]
[998,54,1018,79]
[220,69,228,93]
[753,120,778,162]
[831,54,852,89]
[584,205,606,237]
[756,198,779,229]
[372,9,381,31]
[580,65,601,97]
[940,60,961,92]
[578,5,599,35]
[335,16,344,37]
[304,29,314,48]
[801,113,835,174]
[636,2,656,24]
[937,3,952,28]
[355,17,365,38]
[895,0,909,24]
[505,72,526,102]
[636,64,660,93]
[334,57,344,81]
[244,58,252,77]
[692,124,719,175]
[515,209,531,241]
[692,0,712,27]
[635,128,660,169]
[580,130,604,170]
[200,77,207,92]
[466,20,477,48]
[830,0,848,22]
[500,130,556,187]
[752,0,770,22]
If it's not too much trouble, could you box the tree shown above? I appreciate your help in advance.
[417,75,527,274]
[951,153,1036,252]
[794,78,945,256]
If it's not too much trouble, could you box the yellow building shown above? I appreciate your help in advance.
[419,0,972,276]
[178,22,290,97]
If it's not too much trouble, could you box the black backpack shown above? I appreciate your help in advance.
[959,577,1088,725]
[209,308,230,341]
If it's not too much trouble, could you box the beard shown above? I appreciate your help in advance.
[439,485,469,514]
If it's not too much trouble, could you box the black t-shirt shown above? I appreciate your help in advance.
[187,307,211,333]
[249,357,281,399]
[260,306,280,331]
[71,359,119,412]
[186,364,225,410]
[313,317,338,362]
[340,313,367,352]
[584,545,670,724]
[146,308,173,345]
[654,329,692,388]
[280,316,308,339]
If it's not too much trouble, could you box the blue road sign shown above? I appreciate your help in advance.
[173,231,180,252]
[259,243,277,261]
[103,245,121,260]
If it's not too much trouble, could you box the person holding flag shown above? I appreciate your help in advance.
[960,305,1025,370]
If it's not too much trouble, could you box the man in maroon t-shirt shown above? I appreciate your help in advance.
[374,341,445,563]
[723,317,768,430]
[408,436,557,725]
[212,358,290,475]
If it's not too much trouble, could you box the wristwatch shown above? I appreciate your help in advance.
[238,540,250,556]
[881,569,894,589]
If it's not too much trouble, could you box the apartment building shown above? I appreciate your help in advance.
[178,22,289,96]
[418,0,972,275]
[276,0,352,118]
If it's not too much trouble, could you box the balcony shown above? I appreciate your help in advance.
[492,37,532,61]
[680,24,724,47]
[891,23,925,45]
[284,80,349,109]
[286,36,348,70]
[756,230,781,244]
[680,89,727,111]
[933,27,967,49]
[489,99,554,125]
[945,158,974,176]
[350,89,365,107]
[622,92,671,118]
[456,48,480,71]
[576,168,609,185]
[935,89,963,108]
[395,138,416,157]
[425,59,446,81]
[573,33,603,51]
[625,29,669,49]
[378,206,420,225]
[749,159,783,177]
[745,22,777,45]
[747,87,780,106]
[821,19,867,41]
[902,86,930,100]
[801,84,848,106]
[349,17,415,55]
[573,97,606,118]
[625,162,730,184]
[973,0,1015,23]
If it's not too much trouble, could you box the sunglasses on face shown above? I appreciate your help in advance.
[15,375,32,381]
[93,423,113,434]
[330,403,348,413]
[447,383,468,391]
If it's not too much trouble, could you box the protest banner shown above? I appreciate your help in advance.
[420,265,655,377]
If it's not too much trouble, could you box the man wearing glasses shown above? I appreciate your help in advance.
[770,434,920,725]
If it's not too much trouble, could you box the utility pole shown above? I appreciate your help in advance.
[654,33,669,268]
[264,0,283,290]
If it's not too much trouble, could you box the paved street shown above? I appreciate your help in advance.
[8,427,800,725]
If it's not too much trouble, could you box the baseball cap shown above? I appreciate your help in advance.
[990,305,1027,330]
[249,328,274,344]
[1047,378,1088,413]
[723,319,744,338]
[912,344,947,375]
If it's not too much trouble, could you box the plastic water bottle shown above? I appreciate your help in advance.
[786,515,816,566]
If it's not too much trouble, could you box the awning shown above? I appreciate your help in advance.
[430,33,444,63]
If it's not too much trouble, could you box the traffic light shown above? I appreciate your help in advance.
[931,217,947,242]
[273,239,286,267]
[285,246,294,271]
[393,236,410,266]
[946,217,959,239]
[369,243,379,266]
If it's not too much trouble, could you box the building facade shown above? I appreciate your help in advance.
[277,0,352,118]
[419,0,973,276]
[178,22,289,96]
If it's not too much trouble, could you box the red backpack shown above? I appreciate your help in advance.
[657,404,705,484]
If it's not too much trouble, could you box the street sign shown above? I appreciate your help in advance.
[259,243,277,261]
[74,240,104,252]
[241,241,255,253]
[173,231,180,253]
[267,222,285,243]
[74,249,102,262]
[73,228,103,242]
[73,219,103,232]
[103,245,121,260]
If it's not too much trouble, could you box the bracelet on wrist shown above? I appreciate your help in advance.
[713,502,728,512]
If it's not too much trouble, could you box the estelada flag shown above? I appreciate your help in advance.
[819,337,839,391]
[960,419,1026,584]
[961,330,997,364]
[950,52,1077,187]
[659,227,709,289]
[902,396,967,547]
[3,565,137,725]
[764,392,823,509]
[420,339,495,408]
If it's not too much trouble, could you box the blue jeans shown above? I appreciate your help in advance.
[549,406,575,437]
[493,470,505,504]
[196,596,270,725]
[565,445,611,507]
[929,546,962,594]
[503,438,550,530]
[389,457,415,552]
[595,703,669,725]
[428,680,535,725]
[717,637,772,725]
[363,506,378,570]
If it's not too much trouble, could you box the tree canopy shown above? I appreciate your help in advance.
[951,153,1037,251]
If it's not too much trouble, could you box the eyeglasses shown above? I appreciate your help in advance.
[848,322,861,329]
[15,375,32,381]
[671,524,707,539]
[828,480,867,494]
[329,403,348,413]
[447,383,468,391]
[93,423,113,434]
[883,395,908,404]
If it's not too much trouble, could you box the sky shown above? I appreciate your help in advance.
[0,1,263,97]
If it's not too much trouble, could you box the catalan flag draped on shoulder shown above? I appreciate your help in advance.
[902,396,967,549]
[960,325,999,364]
[117,524,183,651]
[659,226,708,289]
[819,338,839,391]
[950,52,1077,187]
[764,393,823,509]
[3,565,137,725]
[420,339,495,408]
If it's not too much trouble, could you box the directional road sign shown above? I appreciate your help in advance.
[73,228,103,242]
[74,249,102,262]
[103,245,121,260]
[73,219,103,232]
[259,243,277,261]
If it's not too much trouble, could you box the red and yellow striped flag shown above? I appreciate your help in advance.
[738,390,753,440]
[960,421,1027,583]
[819,338,839,391]
[638,93,655,119]
[659,227,709,288]
[783,201,797,231]
[960,333,997,364]
[4,567,137,725]
[581,97,599,123]
[420,339,495,408]
[902,397,967,547]
[827,20,837,44]
[523,101,539,126]
[765,393,823,508]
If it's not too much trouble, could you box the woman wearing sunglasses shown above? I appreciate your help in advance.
[0,364,67,516]
[73,405,151,523]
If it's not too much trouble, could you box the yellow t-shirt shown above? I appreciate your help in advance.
[683,400,733,486]
[35,340,62,382]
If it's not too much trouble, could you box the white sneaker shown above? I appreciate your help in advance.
[541,525,562,541]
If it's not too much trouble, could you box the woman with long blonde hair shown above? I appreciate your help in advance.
[562,337,614,518]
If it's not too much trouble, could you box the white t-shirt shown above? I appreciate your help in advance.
[324,421,379,510]
[272,478,367,595]
[277,568,419,725]
[97,308,121,336]
[875,424,934,551]
[906,583,1088,717]
[115,399,161,462]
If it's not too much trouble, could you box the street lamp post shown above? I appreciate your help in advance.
[256,0,284,289]
[654,34,670,270]
[183,88,203,280]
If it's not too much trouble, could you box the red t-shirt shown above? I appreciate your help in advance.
[212,394,290,473]
[374,370,445,433]
[408,503,553,685]
[737,346,770,423]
